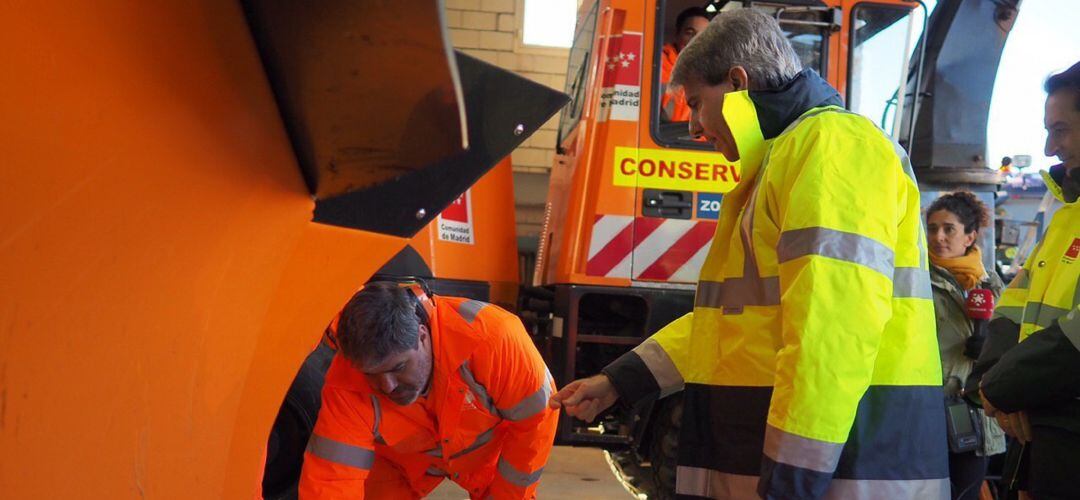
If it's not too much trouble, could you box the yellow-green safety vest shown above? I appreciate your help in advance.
[606,70,948,499]
[995,170,1080,342]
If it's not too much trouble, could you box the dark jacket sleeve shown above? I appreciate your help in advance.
[964,316,1021,403]
[602,314,691,406]
[981,320,1080,413]
[602,351,660,405]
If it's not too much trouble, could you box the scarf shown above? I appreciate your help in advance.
[929,246,986,291]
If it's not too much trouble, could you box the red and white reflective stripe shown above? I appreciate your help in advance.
[667,242,711,282]
[585,215,634,278]
[635,220,714,281]
[586,215,716,282]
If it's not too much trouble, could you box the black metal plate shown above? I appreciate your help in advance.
[313,51,569,237]
[242,0,467,199]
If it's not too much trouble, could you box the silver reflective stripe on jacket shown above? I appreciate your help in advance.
[995,305,1024,323]
[777,106,928,302]
[696,276,780,309]
[893,267,933,299]
[763,424,843,474]
[778,227,894,277]
[1024,301,1073,328]
[632,338,684,397]
[370,394,386,445]
[306,434,375,470]
[458,300,487,323]
[499,369,555,421]
[459,361,499,415]
[1060,308,1080,350]
[450,425,498,459]
[675,466,759,499]
[698,254,929,309]
[497,456,544,487]
[777,226,931,300]
[461,361,554,422]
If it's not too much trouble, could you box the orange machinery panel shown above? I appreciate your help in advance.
[540,0,641,289]
[0,2,405,497]
[408,157,521,306]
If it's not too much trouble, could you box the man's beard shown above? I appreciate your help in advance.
[1062,166,1080,203]
[389,364,431,406]
[389,385,422,405]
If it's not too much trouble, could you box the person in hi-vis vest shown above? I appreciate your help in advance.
[972,60,1080,500]
[552,8,948,499]
[301,282,557,499]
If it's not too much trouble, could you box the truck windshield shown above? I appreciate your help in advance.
[771,8,829,76]
[848,4,917,137]
[557,2,599,149]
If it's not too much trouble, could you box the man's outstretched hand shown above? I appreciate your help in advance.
[549,374,619,423]
[981,388,1032,443]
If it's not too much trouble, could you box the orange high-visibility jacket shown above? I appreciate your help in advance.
[660,43,690,122]
[299,296,558,499]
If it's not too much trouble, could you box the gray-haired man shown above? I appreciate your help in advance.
[552,8,948,499]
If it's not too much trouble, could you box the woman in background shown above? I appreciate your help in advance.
[926,191,1006,500]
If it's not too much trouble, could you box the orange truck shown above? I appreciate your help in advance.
[519,0,1017,495]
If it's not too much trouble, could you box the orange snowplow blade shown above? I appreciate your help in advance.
[0,2,410,497]
[0,1,567,496]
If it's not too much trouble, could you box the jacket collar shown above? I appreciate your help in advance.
[722,69,842,191]
[1043,164,1079,204]
[748,69,843,140]
[431,296,481,372]
[929,261,1004,294]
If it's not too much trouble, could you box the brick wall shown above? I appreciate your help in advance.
[445,0,568,174]
[444,0,571,242]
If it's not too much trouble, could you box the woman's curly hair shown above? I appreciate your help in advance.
[926,191,991,234]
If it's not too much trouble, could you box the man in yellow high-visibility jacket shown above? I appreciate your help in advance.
[551,9,948,499]
[971,61,1080,499]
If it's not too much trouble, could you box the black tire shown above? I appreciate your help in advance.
[262,343,335,500]
[648,393,683,500]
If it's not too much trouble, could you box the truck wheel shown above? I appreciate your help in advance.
[263,342,335,499]
[648,394,682,500]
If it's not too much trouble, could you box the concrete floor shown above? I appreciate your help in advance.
[426,446,633,499]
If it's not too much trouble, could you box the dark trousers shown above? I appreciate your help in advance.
[1026,426,1080,500]
[950,450,988,500]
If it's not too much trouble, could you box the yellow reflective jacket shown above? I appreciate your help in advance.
[991,168,1080,343]
[979,166,1080,440]
[603,70,948,499]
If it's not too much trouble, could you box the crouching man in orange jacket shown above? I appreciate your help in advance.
[299,282,558,499]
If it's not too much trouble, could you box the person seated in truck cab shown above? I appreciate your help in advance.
[660,7,711,122]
